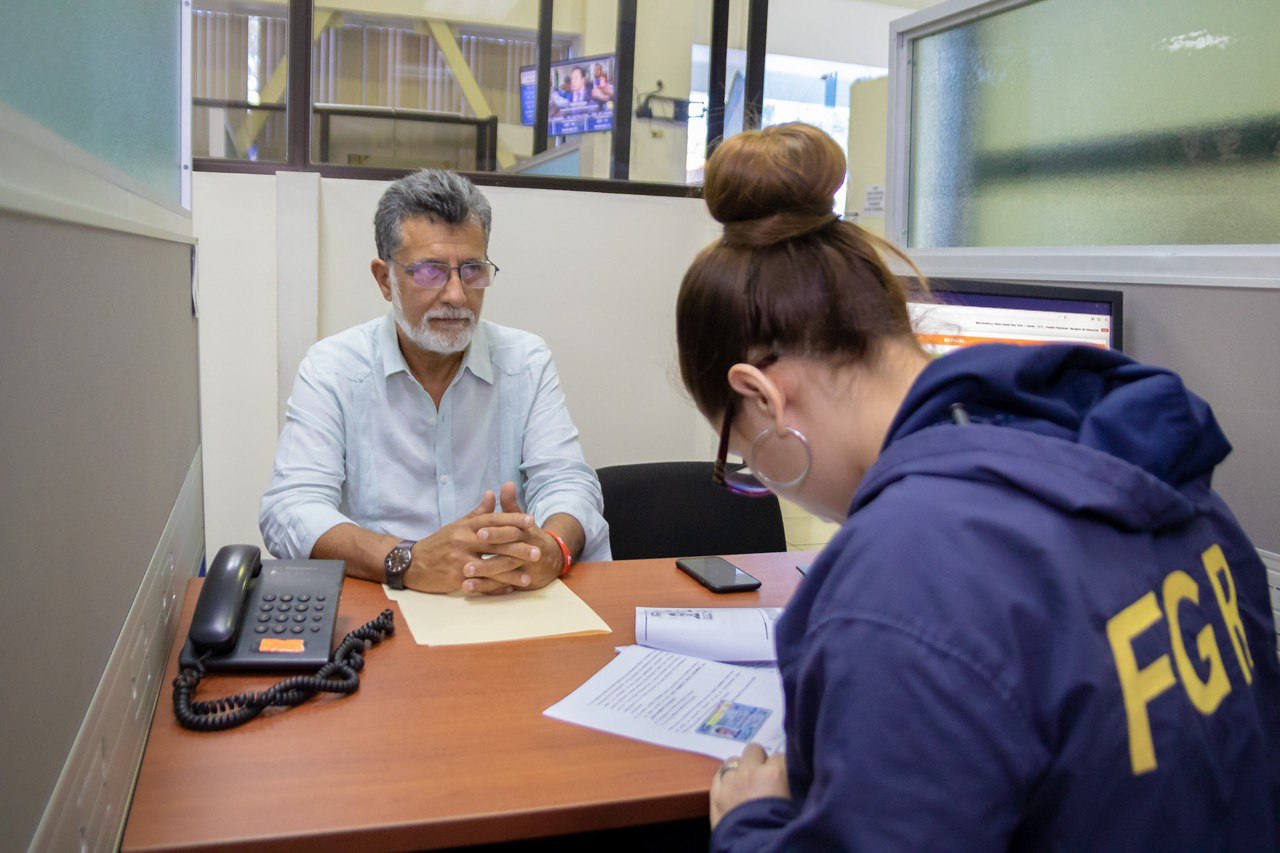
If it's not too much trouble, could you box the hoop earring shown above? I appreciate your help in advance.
[749,427,812,491]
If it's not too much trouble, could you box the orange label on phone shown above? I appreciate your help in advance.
[258,638,306,653]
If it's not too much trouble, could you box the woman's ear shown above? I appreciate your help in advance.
[726,363,788,431]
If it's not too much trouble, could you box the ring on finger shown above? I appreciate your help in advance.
[718,759,741,778]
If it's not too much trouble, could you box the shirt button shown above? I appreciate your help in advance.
[428,416,437,426]
[439,474,449,485]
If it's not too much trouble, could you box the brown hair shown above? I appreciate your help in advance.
[676,122,924,420]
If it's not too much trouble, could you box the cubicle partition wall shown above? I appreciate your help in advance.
[0,212,204,851]
[0,2,202,849]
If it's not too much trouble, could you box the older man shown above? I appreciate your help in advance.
[260,169,609,594]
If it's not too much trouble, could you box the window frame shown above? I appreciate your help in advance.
[887,0,1280,288]
[192,0,771,198]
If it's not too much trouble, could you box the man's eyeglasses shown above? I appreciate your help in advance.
[712,353,779,498]
[388,258,499,289]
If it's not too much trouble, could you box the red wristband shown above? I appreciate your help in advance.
[546,530,573,577]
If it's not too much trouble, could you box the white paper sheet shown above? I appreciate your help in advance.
[383,579,610,646]
[544,645,786,760]
[635,607,782,663]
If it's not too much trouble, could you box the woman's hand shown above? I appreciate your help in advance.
[710,743,790,829]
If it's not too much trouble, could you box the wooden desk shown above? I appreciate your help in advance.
[122,552,808,852]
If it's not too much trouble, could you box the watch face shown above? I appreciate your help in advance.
[386,546,412,573]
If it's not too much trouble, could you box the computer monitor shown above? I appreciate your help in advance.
[908,278,1124,355]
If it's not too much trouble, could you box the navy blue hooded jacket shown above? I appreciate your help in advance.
[713,344,1280,852]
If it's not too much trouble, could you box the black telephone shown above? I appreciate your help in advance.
[173,545,395,731]
[179,544,345,672]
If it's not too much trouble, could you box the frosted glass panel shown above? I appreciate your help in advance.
[908,0,1280,247]
[0,0,183,207]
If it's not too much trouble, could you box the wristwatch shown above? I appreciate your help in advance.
[384,539,416,590]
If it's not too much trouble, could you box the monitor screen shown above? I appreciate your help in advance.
[908,279,1123,355]
[521,54,617,136]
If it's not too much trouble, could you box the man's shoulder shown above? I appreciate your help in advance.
[479,320,553,376]
[302,316,384,381]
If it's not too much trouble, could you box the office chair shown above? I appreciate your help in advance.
[596,461,788,560]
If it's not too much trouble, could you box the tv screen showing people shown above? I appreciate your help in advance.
[520,54,616,136]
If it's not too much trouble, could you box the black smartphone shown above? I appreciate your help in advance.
[676,556,762,593]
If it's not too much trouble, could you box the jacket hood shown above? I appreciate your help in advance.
[853,344,1231,532]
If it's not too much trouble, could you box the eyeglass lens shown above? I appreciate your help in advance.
[409,262,494,289]
[722,463,771,498]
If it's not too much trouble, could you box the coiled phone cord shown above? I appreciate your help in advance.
[172,609,396,732]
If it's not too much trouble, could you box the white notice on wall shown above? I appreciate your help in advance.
[544,645,786,760]
[864,184,886,216]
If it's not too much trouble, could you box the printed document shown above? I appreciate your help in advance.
[544,645,785,760]
[384,579,610,646]
[635,607,781,663]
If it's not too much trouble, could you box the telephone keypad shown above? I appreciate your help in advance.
[257,594,338,642]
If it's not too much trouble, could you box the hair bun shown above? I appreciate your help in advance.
[722,209,840,247]
[704,123,846,246]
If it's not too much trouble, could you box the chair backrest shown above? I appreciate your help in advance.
[596,461,788,560]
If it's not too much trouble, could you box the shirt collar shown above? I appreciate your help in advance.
[461,319,494,384]
[378,313,494,385]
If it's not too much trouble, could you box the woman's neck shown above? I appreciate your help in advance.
[801,339,930,520]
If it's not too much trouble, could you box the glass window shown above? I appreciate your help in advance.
[192,2,288,162]
[189,0,749,188]
[628,0,720,185]
[761,54,886,215]
[309,8,572,171]
[687,0,751,183]
[907,0,1280,247]
[759,3,890,217]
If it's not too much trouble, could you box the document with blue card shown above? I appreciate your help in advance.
[544,645,785,760]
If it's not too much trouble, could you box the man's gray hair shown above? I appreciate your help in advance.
[374,169,493,260]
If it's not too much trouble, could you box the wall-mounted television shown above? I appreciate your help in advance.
[908,278,1124,355]
[521,53,617,136]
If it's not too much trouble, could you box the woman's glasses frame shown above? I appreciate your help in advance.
[712,352,780,498]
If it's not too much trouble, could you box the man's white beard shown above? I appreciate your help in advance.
[389,274,476,354]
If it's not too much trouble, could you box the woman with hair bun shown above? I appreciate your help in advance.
[682,123,1280,850]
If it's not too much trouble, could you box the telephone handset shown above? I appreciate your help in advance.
[185,544,263,658]
[174,544,395,731]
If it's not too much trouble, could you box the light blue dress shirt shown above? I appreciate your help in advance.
[259,315,610,562]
